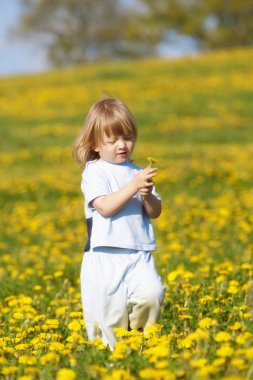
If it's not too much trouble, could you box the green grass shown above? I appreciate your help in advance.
[0,47,253,380]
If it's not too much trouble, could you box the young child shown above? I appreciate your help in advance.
[73,98,165,349]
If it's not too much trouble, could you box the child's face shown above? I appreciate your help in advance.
[94,134,135,164]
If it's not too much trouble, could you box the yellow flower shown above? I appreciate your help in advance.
[190,358,207,368]
[18,355,37,365]
[229,322,242,331]
[42,319,59,331]
[103,369,135,380]
[198,317,213,329]
[13,312,24,320]
[214,331,231,342]
[68,320,81,331]
[56,368,76,380]
[245,346,253,360]
[139,368,175,380]
[216,344,234,358]
[230,358,246,370]
[49,342,65,351]
[2,366,19,375]
[146,157,158,168]
[39,352,59,365]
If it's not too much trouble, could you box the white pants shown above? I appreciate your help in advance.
[80,248,165,349]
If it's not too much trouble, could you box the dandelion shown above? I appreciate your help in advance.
[245,347,253,360]
[18,355,37,365]
[146,156,158,168]
[2,366,19,375]
[56,368,76,380]
[216,344,234,358]
[49,342,65,351]
[198,317,213,329]
[103,369,135,380]
[39,352,59,365]
[190,358,207,368]
[214,331,231,342]
[68,320,81,331]
[229,322,242,331]
[139,368,175,380]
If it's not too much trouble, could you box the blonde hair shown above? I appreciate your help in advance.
[73,98,137,166]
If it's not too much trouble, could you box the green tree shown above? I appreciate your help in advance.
[133,0,253,50]
[13,0,157,66]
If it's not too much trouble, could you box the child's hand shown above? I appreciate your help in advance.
[133,168,157,193]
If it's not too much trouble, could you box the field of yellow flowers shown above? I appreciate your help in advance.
[0,48,253,380]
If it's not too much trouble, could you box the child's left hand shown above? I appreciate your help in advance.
[139,183,154,196]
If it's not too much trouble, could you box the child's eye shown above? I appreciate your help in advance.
[125,136,133,141]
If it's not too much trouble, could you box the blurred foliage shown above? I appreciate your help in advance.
[134,0,253,50]
[12,0,253,67]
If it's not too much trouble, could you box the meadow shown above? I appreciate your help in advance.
[0,47,253,380]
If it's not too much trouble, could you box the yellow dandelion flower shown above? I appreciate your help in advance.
[245,346,253,360]
[103,369,135,380]
[229,322,242,331]
[236,332,252,345]
[214,331,231,342]
[33,285,42,291]
[216,344,234,358]
[18,355,36,365]
[13,312,24,320]
[54,270,63,278]
[91,338,106,350]
[114,327,132,338]
[194,328,210,340]
[39,352,59,365]
[190,358,207,368]
[199,295,213,304]
[195,365,216,377]
[155,360,169,369]
[144,323,163,337]
[147,157,159,168]
[2,366,18,375]
[42,319,59,330]
[49,342,65,351]
[230,358,246,370]
[15,343,30,351]
[56,368,76,380]
[177,336,194,349]
[66,333,86,344]
[69,311,83,318]
[198,317,214,329]
[68,320,81,331]
[212,358,226,367]
[139,368,175,380]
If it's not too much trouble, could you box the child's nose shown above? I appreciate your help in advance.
[118,138,126,147]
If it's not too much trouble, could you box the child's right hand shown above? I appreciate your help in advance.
[133,168,157,192]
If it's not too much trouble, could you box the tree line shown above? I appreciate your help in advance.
[13,0,253,67]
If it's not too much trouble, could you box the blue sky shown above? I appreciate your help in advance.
[0,1,198,77]
[0,1,48,76]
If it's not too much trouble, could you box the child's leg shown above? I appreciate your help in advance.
[80,250,130,349]
[126,251,165,330]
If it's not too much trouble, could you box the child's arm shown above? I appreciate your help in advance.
[92,168,157,217]
[140,192,162,219]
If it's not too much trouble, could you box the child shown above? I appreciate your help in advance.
[73,98,165,349]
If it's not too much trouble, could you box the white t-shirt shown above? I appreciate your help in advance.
[81,159,160,251]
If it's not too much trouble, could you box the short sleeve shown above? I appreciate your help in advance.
[81,161,110,207]
[151,185,161,201]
